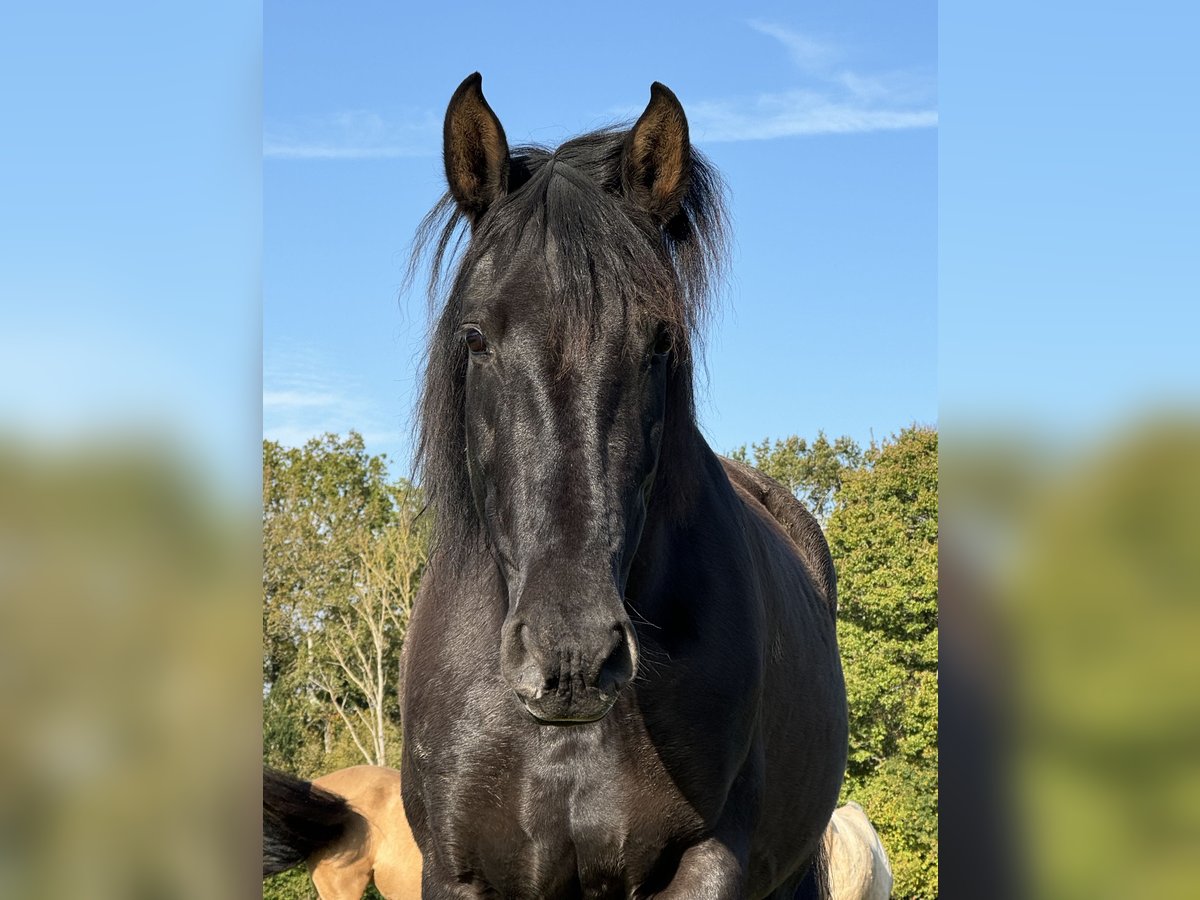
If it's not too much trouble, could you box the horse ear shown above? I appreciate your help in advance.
[622,82,691,224]
[443,73,510,224]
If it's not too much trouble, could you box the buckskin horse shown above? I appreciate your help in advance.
[263,765,422,898]
[396,74,847,899]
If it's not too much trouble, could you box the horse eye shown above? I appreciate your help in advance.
[464,328,488,355]
[652,329,673,357]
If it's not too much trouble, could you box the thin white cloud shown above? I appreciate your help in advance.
[686,21,937,143]
[263,343,403,452]
[747,19,840,72]
[264,109,439,160]
[264,143,424,160]
[690,91,937,143]
[835,69,932,106]
[262,389,340,409]
[267,24,933,159]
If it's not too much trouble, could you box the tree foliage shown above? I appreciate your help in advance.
[826,426,939,900]
[263,432,427,775]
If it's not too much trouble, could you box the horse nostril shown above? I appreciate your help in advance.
[597,625,635,695]
[503,621,550,701]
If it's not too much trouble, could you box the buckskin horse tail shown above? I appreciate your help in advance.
[262,766,359,877]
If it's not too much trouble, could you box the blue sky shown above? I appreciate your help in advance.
[1,4,260,491]
[4,4,1196,492]
[264,2,938,474]
[939,3,1200,436]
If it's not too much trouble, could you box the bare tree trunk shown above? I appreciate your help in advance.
[309,517,426,769]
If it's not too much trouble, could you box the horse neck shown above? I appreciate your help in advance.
[633,413,731,573]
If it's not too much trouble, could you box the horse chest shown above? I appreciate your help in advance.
[431,723,703,898]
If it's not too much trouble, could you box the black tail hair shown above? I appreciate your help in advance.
[794,837,832,900]
[262,766,361,878]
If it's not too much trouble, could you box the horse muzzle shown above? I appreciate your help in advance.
[501,617,637,725]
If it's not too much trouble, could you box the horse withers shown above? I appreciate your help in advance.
[397,74,848,899]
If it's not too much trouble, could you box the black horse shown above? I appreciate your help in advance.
[399,74,847,899]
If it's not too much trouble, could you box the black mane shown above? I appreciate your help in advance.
[411,126,729,556]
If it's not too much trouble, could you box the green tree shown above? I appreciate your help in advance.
[827,426,939,900]
[263,432,427,774]
[731,431,864,523]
